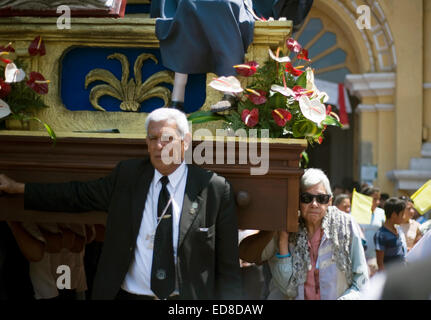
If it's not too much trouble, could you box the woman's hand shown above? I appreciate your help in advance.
[278,231,290,255]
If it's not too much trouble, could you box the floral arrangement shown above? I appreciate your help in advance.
[188,38,342,145]
[0,36,55,140]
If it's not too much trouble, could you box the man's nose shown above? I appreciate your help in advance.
[155,137,169,148]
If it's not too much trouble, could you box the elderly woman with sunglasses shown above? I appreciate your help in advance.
[239,168,369,300]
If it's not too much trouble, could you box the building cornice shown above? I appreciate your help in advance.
[345,73,395,98]
[356,103,394,113]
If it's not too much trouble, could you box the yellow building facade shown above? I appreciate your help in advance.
[301,0,431,196]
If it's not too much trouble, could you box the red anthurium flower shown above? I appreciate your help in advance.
[0,56,11,64]
[0,50,12,64]
[28,36,46,56]
[292,85,313,99]
[326,105,332,115]
[247,89,267,105]
[0,43,15,53]
[285,62,303,76]
[286,38,302,53]
[234,61,259,77]
[241,108,259,127]
[26,72,49,94]
[0,79,11,98]
[297,48,311,61]
[272,108,292,127]
[317,136,323,144]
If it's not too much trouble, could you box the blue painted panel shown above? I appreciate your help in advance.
[311,48,347,69]
[60,47,206,114]
[317,67,351,83]
[297,18,323,46]
[308,32,336,59]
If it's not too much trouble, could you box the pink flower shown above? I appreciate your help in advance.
[286,38,302,53]
[208,76,243,93]
[26,72,49,94]
[246,89,267,105]
[298,95,326,124]
[272,108,292,127]
[5,63,25,83]
[28,36,46,56]
[241,108,259,127]
[234,61,259,77]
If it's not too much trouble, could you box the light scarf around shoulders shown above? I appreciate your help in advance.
[285,206,354,298]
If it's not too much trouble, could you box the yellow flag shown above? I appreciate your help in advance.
[411,180,431,215]
[351,188,373,224]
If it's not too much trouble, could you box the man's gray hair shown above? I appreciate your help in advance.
[300,168,332,195]
[144,108,190,138]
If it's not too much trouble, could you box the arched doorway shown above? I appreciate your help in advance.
[294,0,397,193]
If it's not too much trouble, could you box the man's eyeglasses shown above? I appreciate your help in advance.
[300,193,331,204]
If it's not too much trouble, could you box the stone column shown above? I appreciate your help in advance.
[346,72,395,193]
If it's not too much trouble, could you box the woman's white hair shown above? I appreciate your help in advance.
[144,108,190,138]
[300,168,332,195]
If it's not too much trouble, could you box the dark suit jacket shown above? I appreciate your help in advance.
[24,158,241,299]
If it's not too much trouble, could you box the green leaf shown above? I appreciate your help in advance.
[321,115,343,127]
[28,117,57,142]
[187,111,225,124]
[300,151,309,168]
[42,123,57,142]
[292,120,319,137]
[295,71,307,88]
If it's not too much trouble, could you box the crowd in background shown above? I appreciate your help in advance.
[332,183,430,277]
[239,175,431,300]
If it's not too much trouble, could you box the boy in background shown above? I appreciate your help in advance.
[374,197,408,271]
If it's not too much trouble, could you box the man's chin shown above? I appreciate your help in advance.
[151,157,180,173]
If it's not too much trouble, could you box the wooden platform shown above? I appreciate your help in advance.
[0,133,306,231]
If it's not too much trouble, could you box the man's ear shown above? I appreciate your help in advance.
[183,132,192,151]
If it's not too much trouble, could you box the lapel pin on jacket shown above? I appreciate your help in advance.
[189,201,198,215]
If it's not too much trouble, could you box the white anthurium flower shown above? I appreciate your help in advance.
[305,67,329,103]
[270,84,295,97]
[316,90,329,103]
[298,95,326,124]
[5,63,26,83]
[0,98,11,119]
[208,76,243,93]
[305,67,314,91]
[268,48,291,63]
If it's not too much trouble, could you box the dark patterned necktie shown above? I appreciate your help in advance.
[150,176,175,299]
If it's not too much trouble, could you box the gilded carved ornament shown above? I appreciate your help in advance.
[84,53,174,112]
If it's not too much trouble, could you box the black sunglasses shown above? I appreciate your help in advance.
[300,193,331,204]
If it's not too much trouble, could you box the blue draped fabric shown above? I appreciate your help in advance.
[150,0,313,76]
[151,0,255,76]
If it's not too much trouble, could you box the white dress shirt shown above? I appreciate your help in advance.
[122,162,188,295]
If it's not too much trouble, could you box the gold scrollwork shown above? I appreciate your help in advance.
[85,53,174,112]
